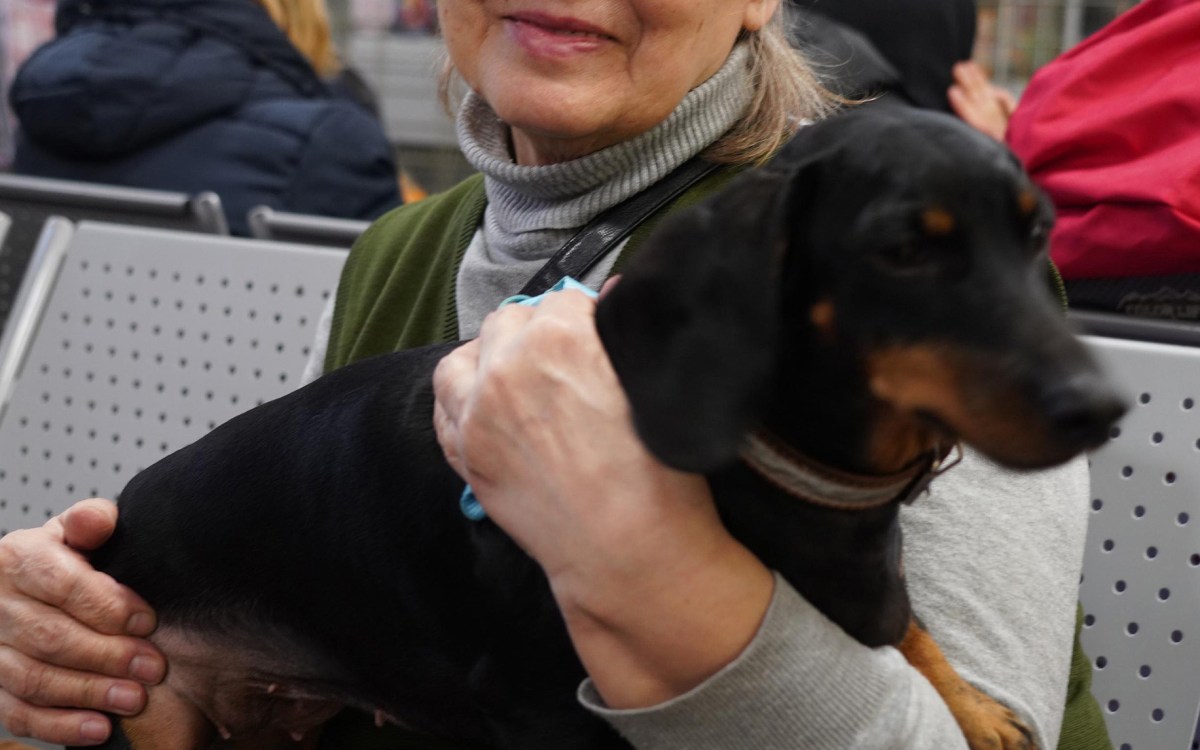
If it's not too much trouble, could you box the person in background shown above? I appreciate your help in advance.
[0,0,55,169]
[950,0,1199,321]
[8,0,401,235]
[947,59,1016,142]
[789,0,976,112]
[0,9,8,170]
[0,0,1107,748]
[1003,0,1200,320]
[788,0,1016,142]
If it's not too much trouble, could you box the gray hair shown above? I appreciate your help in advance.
[705,6,837,165]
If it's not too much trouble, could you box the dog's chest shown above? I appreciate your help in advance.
[709,467,912,647]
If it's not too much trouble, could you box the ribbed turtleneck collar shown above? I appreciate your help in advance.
[453,43,752,336]
[456,42,752,257]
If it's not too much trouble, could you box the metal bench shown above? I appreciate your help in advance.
[0,174,228,333]
[1076,313,1200,750]
[0,221,345,534]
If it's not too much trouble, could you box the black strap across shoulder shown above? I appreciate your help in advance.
[518,156,720,297]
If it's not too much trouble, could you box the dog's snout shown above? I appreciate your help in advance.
[1040,374,1128,450]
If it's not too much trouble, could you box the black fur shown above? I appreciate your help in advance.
[89,107,1124,749]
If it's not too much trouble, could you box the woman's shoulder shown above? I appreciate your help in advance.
[336,173,486,300]
[353,174,487,254]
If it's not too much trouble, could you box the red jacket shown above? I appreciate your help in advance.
[1006,0,1200,279]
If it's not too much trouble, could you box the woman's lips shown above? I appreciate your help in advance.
[504,12,615,58]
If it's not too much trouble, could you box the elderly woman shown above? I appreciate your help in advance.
[0,0,1104,748]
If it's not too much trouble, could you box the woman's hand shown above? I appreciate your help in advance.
[433,289,774,709]
[948,60,1017,143]
[0,499,165,745]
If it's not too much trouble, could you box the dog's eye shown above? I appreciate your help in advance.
[876,242,935,271]
[1030,222,1050,249]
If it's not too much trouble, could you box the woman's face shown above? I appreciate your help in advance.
[440,0,778,165]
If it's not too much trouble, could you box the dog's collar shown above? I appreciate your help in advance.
[739,431,961,511]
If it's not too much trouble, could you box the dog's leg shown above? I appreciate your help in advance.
[118,683,212,750]
[898,619,1038,750]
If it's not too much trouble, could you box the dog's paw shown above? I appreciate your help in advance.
[949,684,1038,750]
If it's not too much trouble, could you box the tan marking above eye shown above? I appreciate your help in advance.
[921,208,955,236]
[810,299,836,337]
[1017,189,1038,216]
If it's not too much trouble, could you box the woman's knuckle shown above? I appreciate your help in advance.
[24,617,69,661]
[535,317,569,342]
[7,546,70,608]
[0,530,40,579]
[3,701,32,738]
[68,578,127,633]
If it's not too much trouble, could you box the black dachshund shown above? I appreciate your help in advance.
[88,107,1125,750]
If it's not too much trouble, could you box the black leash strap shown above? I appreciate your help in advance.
[518,156,720,297]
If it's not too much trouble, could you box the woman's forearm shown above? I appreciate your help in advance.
[552,517,774,709]
[580,574,970,750]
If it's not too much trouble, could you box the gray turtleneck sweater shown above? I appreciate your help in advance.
[302,43,1088,750]
[452,45,753,337]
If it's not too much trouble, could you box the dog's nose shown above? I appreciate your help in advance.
[1040,374,1129,450]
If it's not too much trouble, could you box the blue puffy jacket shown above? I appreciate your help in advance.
[9,0,401,235]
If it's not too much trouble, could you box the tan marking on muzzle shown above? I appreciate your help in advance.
[865,346,966,472]
[868,346,967,423]
[921,208,956,236]
[868,344,1088,469]
[865,405,944,475]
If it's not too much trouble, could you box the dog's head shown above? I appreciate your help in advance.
[596,106,1126,475]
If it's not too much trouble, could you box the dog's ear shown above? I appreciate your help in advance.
[595,168,796,473]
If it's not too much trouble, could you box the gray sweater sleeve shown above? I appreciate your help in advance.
[579,449,1091,749]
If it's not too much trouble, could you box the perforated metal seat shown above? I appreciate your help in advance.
[0,174,229,333]
[0,221,345,534]
[1077,317,1200,750]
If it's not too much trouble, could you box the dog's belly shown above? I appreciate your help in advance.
[140,622,499,744]
[146,625,345,742]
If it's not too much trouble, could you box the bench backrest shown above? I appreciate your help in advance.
[0,174,228,332]
[1079,323,1200,749]
[0,221,344,534]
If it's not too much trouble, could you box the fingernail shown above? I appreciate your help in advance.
[130,654,164,683]
[81,717,110,742]
[106,683,142,714]
[126,611,155,635]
